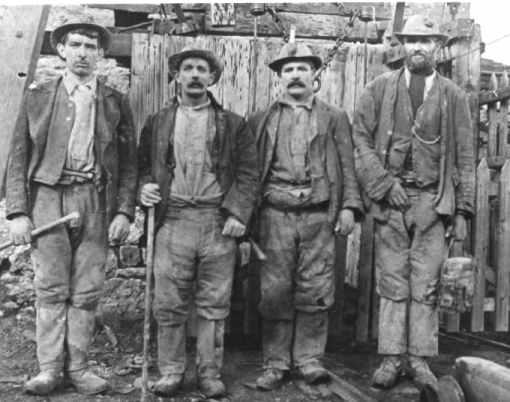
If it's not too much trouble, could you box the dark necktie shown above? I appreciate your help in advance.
[409,73,425,118]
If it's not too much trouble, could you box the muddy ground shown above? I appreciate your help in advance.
[1,303,510,402]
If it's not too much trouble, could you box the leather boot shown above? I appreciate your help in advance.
[408,355,438,391]
[196,318,226,398]
[371,355,403,389]
[24,369,63,395]
[151,374,183,397]
[256,368,286,391]
[298,361,330,384]
[66,306,108,395]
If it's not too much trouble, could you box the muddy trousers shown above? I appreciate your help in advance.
[153,207,236,377]
[30,182,107,372]
[258,207,335,370]
[375,189,445,357]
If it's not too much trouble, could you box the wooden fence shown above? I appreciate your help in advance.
[466,72,510,332]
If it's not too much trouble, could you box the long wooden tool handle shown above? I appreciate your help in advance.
[141,207,155,401]
[0,211,80,251]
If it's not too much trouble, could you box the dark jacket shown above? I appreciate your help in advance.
[137,93,259,228]
[352,67,475,221]
[248,99,363,224]
[6,76,138,223]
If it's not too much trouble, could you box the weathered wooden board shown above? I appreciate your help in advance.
[0,5,50,197]
[496,161,510,331]
[472,159,490,332]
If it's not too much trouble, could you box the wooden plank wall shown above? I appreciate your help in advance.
[130,33,387,338]
[0,6,50,197]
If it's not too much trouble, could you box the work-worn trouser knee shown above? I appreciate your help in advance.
[375,189,445,357]
[31,182,107,371]
[258,207,335,370]
[153,207,236,376]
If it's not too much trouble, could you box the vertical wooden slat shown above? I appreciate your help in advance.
[472,158,490,331]
[0,5,50,196]
[496,160,510,331]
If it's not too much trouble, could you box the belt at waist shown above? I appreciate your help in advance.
[58,168,97,185]
[262,200,329,213]
[399,178,438,193]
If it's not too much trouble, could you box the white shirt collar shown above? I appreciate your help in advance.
[63,71,97,96]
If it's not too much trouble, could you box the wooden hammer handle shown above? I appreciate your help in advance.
[0,212,80,251]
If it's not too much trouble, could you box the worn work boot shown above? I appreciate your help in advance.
[68,369,108,395]
[298,361,330,384]
[198,376,227,398]
[151,374,183,397]
[256,368,286,390]
[408,356,438,391]
[371,355,403,389]
[24,369,63,395]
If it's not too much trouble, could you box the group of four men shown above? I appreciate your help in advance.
[6,14,474,398]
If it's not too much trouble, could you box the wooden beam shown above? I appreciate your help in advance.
[479,86,510,105]
[0,5,50,197]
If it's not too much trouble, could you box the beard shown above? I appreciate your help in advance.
[405,52,435,75]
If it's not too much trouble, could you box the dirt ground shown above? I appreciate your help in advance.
[1,305,510,402]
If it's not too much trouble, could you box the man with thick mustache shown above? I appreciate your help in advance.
[138,47,258,398]
[6,21,137,395]
[248,43,362,390]
[352,15,475,390]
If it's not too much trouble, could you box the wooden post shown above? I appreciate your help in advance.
[0,5,50,196]
[471,159,490,331]
[496,161,510,331]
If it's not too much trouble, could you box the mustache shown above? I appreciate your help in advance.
[187,81,204,88]
[287,81,306,88]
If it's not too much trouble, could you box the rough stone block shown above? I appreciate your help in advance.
[116,267,146,279]
[119,245,141,267]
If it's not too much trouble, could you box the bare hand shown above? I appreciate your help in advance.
[141,183,161,207]
[387,181,409,209]
[222,216,246,238]
[8,215,33,245]
[451,214,467,241]
[108,214,131,244]
[334,209,355,236]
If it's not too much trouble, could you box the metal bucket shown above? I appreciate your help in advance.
[439,255,475,312]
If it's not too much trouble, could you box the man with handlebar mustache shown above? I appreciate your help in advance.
[138,47,258,398]
[247,42,363,391]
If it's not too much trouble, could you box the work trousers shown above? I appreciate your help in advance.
[31,182,107,371]
[258,206,335,370]
[153,207,236,376]
[375,189,445,357]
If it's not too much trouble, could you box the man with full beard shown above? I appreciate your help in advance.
[352,15,475,390]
